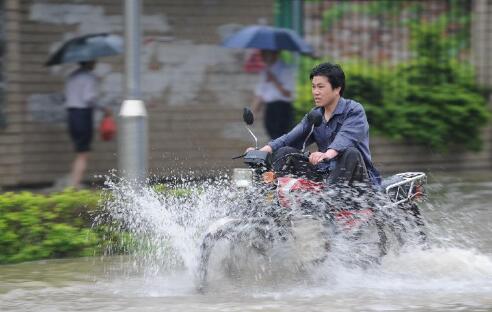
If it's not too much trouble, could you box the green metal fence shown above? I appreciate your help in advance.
[276,0,490,152]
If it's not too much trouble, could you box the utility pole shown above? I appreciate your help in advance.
[118,0,148,183]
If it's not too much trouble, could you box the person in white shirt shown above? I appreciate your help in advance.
[252,50,295,139]
[65,60,110,188]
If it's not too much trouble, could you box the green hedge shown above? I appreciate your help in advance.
[0,189,123,264]
[295,18,490,152]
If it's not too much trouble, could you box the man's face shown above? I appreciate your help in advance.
[311,75,340,108]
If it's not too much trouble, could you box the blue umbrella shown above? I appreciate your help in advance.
[46,33,123,66]
[222,25,313,55]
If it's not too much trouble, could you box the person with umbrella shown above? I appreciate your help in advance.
[46,33,122,188]
[222,25,313,140]
[252,49,295,140]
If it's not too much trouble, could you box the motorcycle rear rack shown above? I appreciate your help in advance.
[384,172,426,205]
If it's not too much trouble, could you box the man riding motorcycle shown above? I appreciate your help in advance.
[247,62,426,241]
[195,62,428,291]
[250,62,380,186]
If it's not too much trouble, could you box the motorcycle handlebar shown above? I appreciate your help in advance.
[303,151,333,164]
[232,153,246,160]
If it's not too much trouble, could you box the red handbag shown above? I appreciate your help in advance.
[99,115,116,141]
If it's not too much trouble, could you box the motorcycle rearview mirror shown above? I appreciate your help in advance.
[243,107,258,149]
[302,109,323,152]
[307,109,323,127]
[243,107,254,125]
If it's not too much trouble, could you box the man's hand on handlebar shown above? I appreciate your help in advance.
[309,149,338,165]
[245,145,273,154]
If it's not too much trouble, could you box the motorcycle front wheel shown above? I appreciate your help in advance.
[196,218,276,292]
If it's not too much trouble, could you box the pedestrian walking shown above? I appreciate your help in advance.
[252,50,295,139]
[65,61,111,188]
[45,33,123,188]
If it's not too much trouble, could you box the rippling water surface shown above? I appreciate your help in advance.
[1,175,491,312]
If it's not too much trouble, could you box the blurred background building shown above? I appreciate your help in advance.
[0,0,491,189]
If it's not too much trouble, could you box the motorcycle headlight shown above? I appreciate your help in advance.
[232,168,253,188]
[262,171,276,183]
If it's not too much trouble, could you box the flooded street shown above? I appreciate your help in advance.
[1,176,492,312]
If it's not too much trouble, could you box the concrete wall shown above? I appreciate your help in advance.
[1,0,23,187]
[0,0,491,188]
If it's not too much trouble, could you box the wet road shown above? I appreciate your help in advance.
[1,176,491,312]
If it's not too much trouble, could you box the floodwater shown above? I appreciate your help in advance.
[1,175,491,312]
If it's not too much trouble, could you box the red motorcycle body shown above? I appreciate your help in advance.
[277,176,374,231]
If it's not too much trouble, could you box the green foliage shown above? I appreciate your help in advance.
[322,1,423,29]
[0,189,126,264]
[296,58,489,151]
[294,20,489,152]
[386,18,488,151]
[151,183,193,197]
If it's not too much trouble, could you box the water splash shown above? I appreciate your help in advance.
[94,173,492,300]
[97,173,236,277]
[97,175,425,282]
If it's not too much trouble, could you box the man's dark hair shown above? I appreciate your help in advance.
[309,62,345,96]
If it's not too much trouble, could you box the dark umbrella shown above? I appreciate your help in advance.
[46,33,123,66]
[222,25,313,55]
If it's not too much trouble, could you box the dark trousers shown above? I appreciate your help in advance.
[328,147,368,185]
[272,146,368,185]
[67,108,93,152]
[265,101,293,140]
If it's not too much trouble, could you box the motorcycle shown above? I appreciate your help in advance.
[196,108,427,291]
